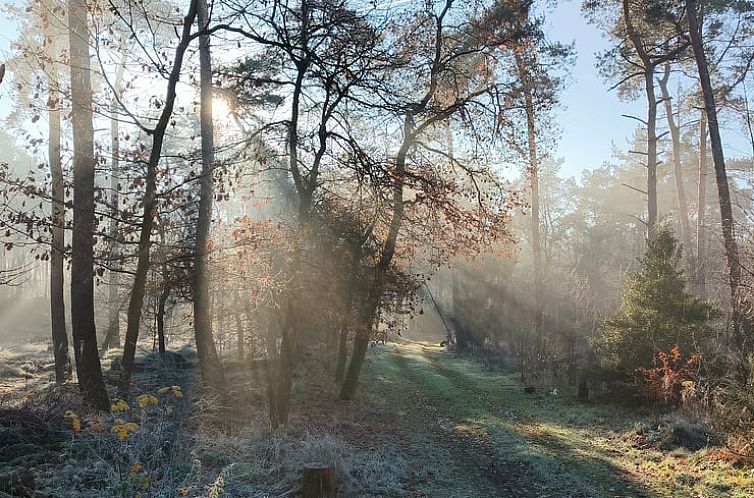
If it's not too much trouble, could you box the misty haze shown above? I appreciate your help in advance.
[0,0,753,497]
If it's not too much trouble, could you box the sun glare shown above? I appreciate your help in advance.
[212,97,233,128]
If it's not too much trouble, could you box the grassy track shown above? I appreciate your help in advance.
[362,341,754,498]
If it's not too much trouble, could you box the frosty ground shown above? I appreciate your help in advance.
[0,339,751,498]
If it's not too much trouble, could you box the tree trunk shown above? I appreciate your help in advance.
[451,268,472,353]
[339,117,411,401]
[233,290,245,361]
[644,66,659,236]
[658,64,694,271]
[686,0,747,348]
[622,0,658,236]
[266,2,313,426]
[287,1,311,219]
[68,0,109,409]
[515,50,544,369]
[104,50,127,351]
[338,313,372,401]
[193,0,225,389]
[46,49,71,384]
[156,282,170,357]
[267,310,293,428]
[334,327,348,383]
[121,2,198,394]
[696,109,708,299]
[334,244,361,384]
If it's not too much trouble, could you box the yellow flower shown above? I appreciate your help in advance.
[137,394,159,410]
[130,463,142,475]
[64,410,81,432]
[89,419,103,433]
[158,386,183,398]
[111,399,130,412]
[111,420,140,441]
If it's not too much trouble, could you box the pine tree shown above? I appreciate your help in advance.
[598,225,718,372]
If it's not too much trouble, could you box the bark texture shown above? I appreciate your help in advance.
[193,0,225,389]
[45,42,70,384]
[68,0,109,409]
[686,0,747,348]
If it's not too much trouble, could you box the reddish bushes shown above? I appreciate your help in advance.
[634,346,700,408]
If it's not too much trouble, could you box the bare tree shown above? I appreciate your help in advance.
[193,0,225,389]
[586,0,688,238]
[42,4,71,383]
[121,0,199,392]
[103,48,127,351]
[621,0,660,235]
[68,0,109,408]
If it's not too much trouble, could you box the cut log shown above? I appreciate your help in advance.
[302,463,336,498]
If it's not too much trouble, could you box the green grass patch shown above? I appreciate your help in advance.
[361,342,754,498]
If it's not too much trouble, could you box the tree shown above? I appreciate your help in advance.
[193,0,225,389]
[120,0,199,393]
[103,46,127,351]
[586,0,689,238]
[621,0,661,236]
[598,225,717,372]
[218,0,385,425]
[515,46,545,381]
[657,63,693,274]
[505,8,573,382]
[1,0,73,384]
[696,108,708,298]
[339,0,529,400]
[68,0,109,408]
[46,19,70,384]
[684,0,748,350]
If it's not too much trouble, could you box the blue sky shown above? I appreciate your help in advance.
[0,0,749,180]
[547,0,646,177]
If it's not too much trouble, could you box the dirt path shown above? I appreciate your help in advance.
[389,345,542,498]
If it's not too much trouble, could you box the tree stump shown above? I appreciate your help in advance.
[302,463,336,498]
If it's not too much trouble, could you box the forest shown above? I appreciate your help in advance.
[0,0,753,496]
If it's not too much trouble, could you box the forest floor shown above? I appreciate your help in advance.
[1,339,753,497]
[367,341,753,498]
